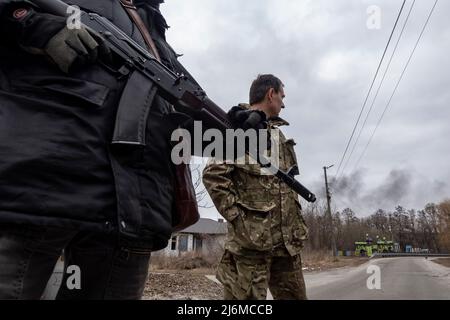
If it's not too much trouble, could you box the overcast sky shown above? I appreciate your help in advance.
[160,0,450,219]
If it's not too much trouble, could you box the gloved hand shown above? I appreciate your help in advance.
[228,105,268,130]
[227,105,271,161]
[1,3,110,73]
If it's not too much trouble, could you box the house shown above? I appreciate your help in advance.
[154,218,228,257]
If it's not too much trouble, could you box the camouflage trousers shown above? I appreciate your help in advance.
[216,250,307,300]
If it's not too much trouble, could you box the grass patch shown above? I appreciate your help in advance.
[432,258,450,268]
[150,251,221,271]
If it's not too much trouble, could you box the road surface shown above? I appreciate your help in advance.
[303,257,450,300]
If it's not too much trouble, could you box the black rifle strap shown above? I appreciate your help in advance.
[119,0,162,62]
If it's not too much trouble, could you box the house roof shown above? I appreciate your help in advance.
[179,218,228,235]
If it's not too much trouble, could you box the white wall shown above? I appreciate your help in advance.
[153,233,225,257]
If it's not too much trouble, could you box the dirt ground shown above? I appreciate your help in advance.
[142,256,368,300]
[143,270,223,300]
[432,257,450,268]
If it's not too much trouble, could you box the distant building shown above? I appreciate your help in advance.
[154,218,227,257]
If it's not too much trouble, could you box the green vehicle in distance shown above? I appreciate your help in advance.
[355,241,373,257]
[374,238,395,253]
[355,236,395,257]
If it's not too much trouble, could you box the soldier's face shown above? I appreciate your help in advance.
[267,86,285,118]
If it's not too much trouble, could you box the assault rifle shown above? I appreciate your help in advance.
[30,0,316,203]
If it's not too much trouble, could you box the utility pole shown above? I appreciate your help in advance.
[324,165,337,257]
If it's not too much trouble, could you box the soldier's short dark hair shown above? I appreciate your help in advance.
[249,74,284,105]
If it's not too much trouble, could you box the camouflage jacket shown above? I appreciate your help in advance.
[203,111,308,257]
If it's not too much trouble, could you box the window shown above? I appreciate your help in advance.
[194,235,203,251]
[178,235,188,252]
[171,236,177,251]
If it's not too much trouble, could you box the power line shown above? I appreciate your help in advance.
[339,0,417,178]
[352,0,439,172]
[335,0,407,179]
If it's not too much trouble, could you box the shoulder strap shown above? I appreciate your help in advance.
[119,0,162,62]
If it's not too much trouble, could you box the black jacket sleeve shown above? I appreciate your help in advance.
[0,0,65,48]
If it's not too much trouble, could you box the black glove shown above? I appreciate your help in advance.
[227,105,271,161]
[228,105,268,130]
[1,2,110,73]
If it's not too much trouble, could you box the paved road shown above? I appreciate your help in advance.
[303,257,450,300]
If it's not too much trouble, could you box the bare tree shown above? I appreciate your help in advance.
[438,199,450,252]
[190,164,214,209]
[301,200,449,254]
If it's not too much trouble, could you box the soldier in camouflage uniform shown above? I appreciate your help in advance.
[203,74,309,300]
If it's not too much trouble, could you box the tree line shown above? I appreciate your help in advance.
[302,199,450,254]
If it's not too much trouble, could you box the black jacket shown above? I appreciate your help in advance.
[0,0,194,250]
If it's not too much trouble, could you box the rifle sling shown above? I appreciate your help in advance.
[119,0,162,62]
